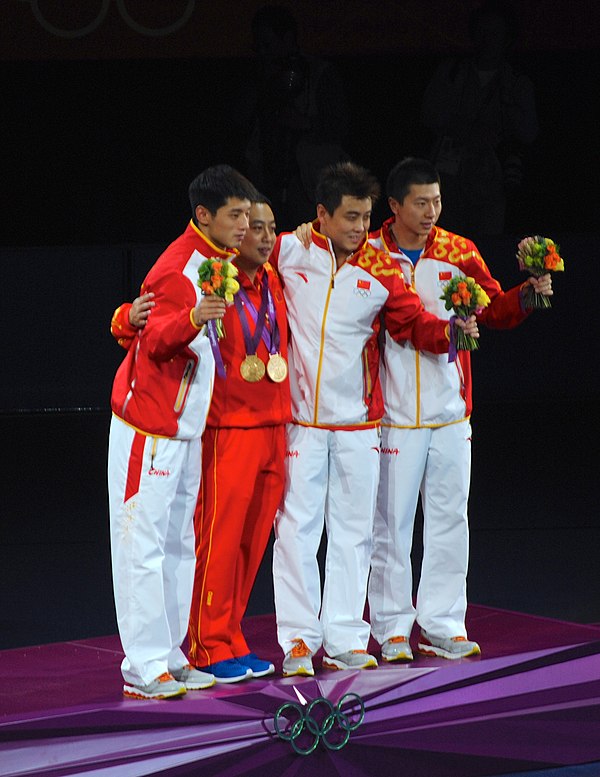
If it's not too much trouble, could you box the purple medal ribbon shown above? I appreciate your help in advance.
[206,319,227,378]
[236,273,280,355]
[448,314,460,363]
[234,275,270,357]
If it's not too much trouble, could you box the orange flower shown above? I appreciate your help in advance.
[211,274,223,289]
[460,289,472,303]
[212,261,223,273]
[451,292,462,306]
[545,251,561,270]
[201,281,214,294]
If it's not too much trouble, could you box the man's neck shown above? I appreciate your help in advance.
[234,258,260,284]
[390,222,427,252]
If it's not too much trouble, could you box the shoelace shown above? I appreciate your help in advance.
[157,672,175,683]
[290,640,311,657]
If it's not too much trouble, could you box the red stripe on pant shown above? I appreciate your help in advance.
[188,426,285,667]
[124,432,146,502]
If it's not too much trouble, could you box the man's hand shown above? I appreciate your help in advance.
[527,273,553,297]
[455,314,479,339]
[129,293,155,328]
[294,222,312,249]
[193,295,227,327]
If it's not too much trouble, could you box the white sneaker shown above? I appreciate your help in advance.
[322,650,378,671]
[123,672,186,700]
[171,664,216,689]
[282,639,315,677]
[418,632,481,660]
[381,636,413,662]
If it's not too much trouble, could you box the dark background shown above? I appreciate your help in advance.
[1,0,598,650]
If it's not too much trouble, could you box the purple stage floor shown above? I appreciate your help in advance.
[2,605,600,777]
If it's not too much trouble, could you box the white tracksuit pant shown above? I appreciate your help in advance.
[273,423,380,658]
[107,415,202,686]
[368,420,471,641]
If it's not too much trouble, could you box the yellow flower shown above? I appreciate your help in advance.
[224,277,240,302]
[476,287,490,307]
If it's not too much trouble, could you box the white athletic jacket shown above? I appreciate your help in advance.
[369,219,528,427]
[270,224,450,430]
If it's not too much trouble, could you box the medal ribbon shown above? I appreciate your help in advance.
[234,276,270,357]
[236,273,280,355]
[206,319,227,377]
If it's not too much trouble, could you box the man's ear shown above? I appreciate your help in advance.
[195,204,211,226]
[316,203,328,221]
[388,197,401,215]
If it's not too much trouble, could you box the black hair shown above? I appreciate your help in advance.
[315,161,380,215]
[253,192,273,208]
[386,157,440,203]
[188,165,259,220]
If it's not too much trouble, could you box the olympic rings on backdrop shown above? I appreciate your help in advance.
[274,693,365,755]
[116,0,195,37]
[17,0,195,39]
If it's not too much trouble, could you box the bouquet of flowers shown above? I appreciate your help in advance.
[440,275,490,352]
[516,235,564,309]
[197,258,240,337]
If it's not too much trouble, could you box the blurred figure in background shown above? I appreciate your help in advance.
[237,4,350,230]
[421,0,538,235]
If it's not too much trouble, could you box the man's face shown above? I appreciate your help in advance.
[317,196,372,258]
[390,183,441,241]
[238,202,277,270]
[197,197,251,250]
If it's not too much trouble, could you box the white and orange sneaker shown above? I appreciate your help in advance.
[381,636,413,662]
[418,632,481,660]
[322,650,378,671]
[282,639,314,677]
[123,672,186,700]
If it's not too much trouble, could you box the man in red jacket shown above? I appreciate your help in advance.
[115,199,291,684]
[108,165,257,699]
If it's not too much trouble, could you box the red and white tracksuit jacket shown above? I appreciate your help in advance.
[269,226,451,430]
[110,221,237,439]
[369,219,528,428]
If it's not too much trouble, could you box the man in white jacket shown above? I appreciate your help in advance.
[368,157,552,661]
[269,161,479,675]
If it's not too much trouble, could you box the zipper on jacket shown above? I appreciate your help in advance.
[313,247,337,423]
[410,263,422,426]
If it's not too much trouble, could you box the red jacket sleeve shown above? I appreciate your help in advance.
[141,271,202,362]
[460,244,529,329]
[110,303,137,350]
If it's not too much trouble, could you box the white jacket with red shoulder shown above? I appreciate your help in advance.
[269,224,450,430]
[369,219,528,428]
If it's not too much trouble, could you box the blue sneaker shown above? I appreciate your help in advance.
[199,658,251,684]
[236,652,275,678]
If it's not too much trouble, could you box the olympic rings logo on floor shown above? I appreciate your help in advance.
[274,693,365,755]
[15,0,195,39]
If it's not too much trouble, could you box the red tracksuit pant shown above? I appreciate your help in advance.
[188,425,286,667]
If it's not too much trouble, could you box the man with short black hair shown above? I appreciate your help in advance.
[270,161,478,676]
[108,164,258,699]
[368,157,552,661]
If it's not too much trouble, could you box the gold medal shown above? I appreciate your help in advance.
[240,354,265,382]
[266,353,288,383]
